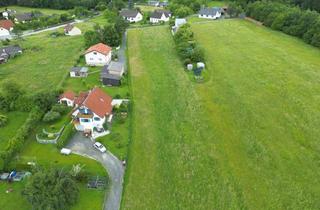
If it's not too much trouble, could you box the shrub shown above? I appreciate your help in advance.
[43,111,61,122]
[0,114,8,127]
[51,104,69,114]
[57,123,76,149]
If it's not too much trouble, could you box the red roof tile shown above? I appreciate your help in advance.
[83,87,112,118]
[0,20,14,30]
[74,91,88,106]
[60,90,76,101]
[85,43,112,56]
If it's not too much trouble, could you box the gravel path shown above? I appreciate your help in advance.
[66,132,124,210]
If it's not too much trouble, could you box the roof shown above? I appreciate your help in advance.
[106,61,124,72]
[60,90,76,101]
[0,20,14,30]
[64,24,74,32]
[15,13,33,21]
[150,10,171,19]
[85,43,112,56]
[82,87,113,117]
[70,67,88,73]
[199,7,221,16]
[74,91,89,106]
[0,45,22,57]
[120,9,140,18]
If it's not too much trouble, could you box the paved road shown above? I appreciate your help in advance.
[117,31,127,72]
[66,132,124,210]
[21,19,84,37]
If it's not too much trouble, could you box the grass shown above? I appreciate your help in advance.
[134,5,158,12]
[0,111,29,151]
[0,180,105,210]
[0,6,69,15]
[122,20,320,209]
[207,0,228,7]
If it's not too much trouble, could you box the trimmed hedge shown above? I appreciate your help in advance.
[57,123,76,149]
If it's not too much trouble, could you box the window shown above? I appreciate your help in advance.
[94,117,101,121]
[90,58,93,60]
[81,119,90,123]
[99,58,102,61]
[93,52,97,55]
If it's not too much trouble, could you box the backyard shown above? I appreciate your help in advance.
[123,20,320,210]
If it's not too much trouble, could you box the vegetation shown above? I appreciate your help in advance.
[57,123,76,149]
[123,20,320,209]
[0,114,8,127]
[22,168,79,210]
[246,1,320,47]
[42,111,61,122]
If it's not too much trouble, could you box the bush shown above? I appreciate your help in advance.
[51,104,69,114]
[57,123,76,149]
[0,114,8,127]
[43,111,61,122]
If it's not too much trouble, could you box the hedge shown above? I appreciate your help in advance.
[57,123,76,149]
[0,108,44,170]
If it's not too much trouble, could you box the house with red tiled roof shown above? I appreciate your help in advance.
[0,20,14,39]
[85,43,112,66]
[59,90,76,107]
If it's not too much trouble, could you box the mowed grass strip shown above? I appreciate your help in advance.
[190,19,320,209]
[123,26,244,209]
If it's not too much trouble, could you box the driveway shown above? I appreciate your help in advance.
[117,31,127,71]
[66,132,124,210]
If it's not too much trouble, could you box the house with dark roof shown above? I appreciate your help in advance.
[150,9,171,23]
[198,7,222,19]
[120,9,143,23]
[14,13,33,23]
[85,43,112,66]
[101,61,124,86]
[0,45,22,64]
[64,24,81,36]
[0,20,14,39]
[70,67,88,77]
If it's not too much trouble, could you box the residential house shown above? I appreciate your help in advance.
[148,1,160,6]
[0,20,14,39]
[198,7,222,19]
[64,24,82,36]
[158,1,169,7]
[101,61,124,86]
[59,90,76,107]
[70,67,88,77]
[14,13,33,23]
[0,45,22,64]
[120,9,143,23]
[65,87,113,133]
[171,18,186,34]
[1,9,16,20]
[150,9,171,23]
[85,43,112,66]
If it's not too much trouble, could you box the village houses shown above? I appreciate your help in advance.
[85,43,112,66]
[0,20,14,40]
[120,9,143,23]
[150,9,171,24]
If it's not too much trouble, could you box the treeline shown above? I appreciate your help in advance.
[231,0,320,12]
[0,0,127,10]
[246,1,320,47]
[168,0,206,17]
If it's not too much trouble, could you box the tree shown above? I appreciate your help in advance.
[0,114,8,127]
[22,168,79,210]
[42,111,61,122]
[103,24,121,47]
[84,30,101,48]
[175,6,193,18]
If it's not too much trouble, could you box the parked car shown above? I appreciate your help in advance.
[93,142,106,153]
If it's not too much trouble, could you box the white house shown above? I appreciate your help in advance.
[198,7,222,19]
[150,10,171,24]
[85,43,112,66]
[1,9,16,20]
[120,9,143,23]
[59,90,76,107]
[64,24,82,36]
[59,88,113,133]
[0,20,14,39]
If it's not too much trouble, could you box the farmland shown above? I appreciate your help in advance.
[123,20,320,209]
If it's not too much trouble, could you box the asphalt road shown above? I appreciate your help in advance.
[66,132,124,210]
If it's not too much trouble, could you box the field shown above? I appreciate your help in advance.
[0,6,69,15]
[123,20,320,209]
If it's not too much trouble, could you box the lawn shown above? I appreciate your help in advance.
[0,111,29,151]
[134,5,158,12]
[0,6,69,15]
[123,20,320,209]
[207,0,228,7]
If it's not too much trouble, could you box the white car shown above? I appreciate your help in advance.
[93,142,107,153]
